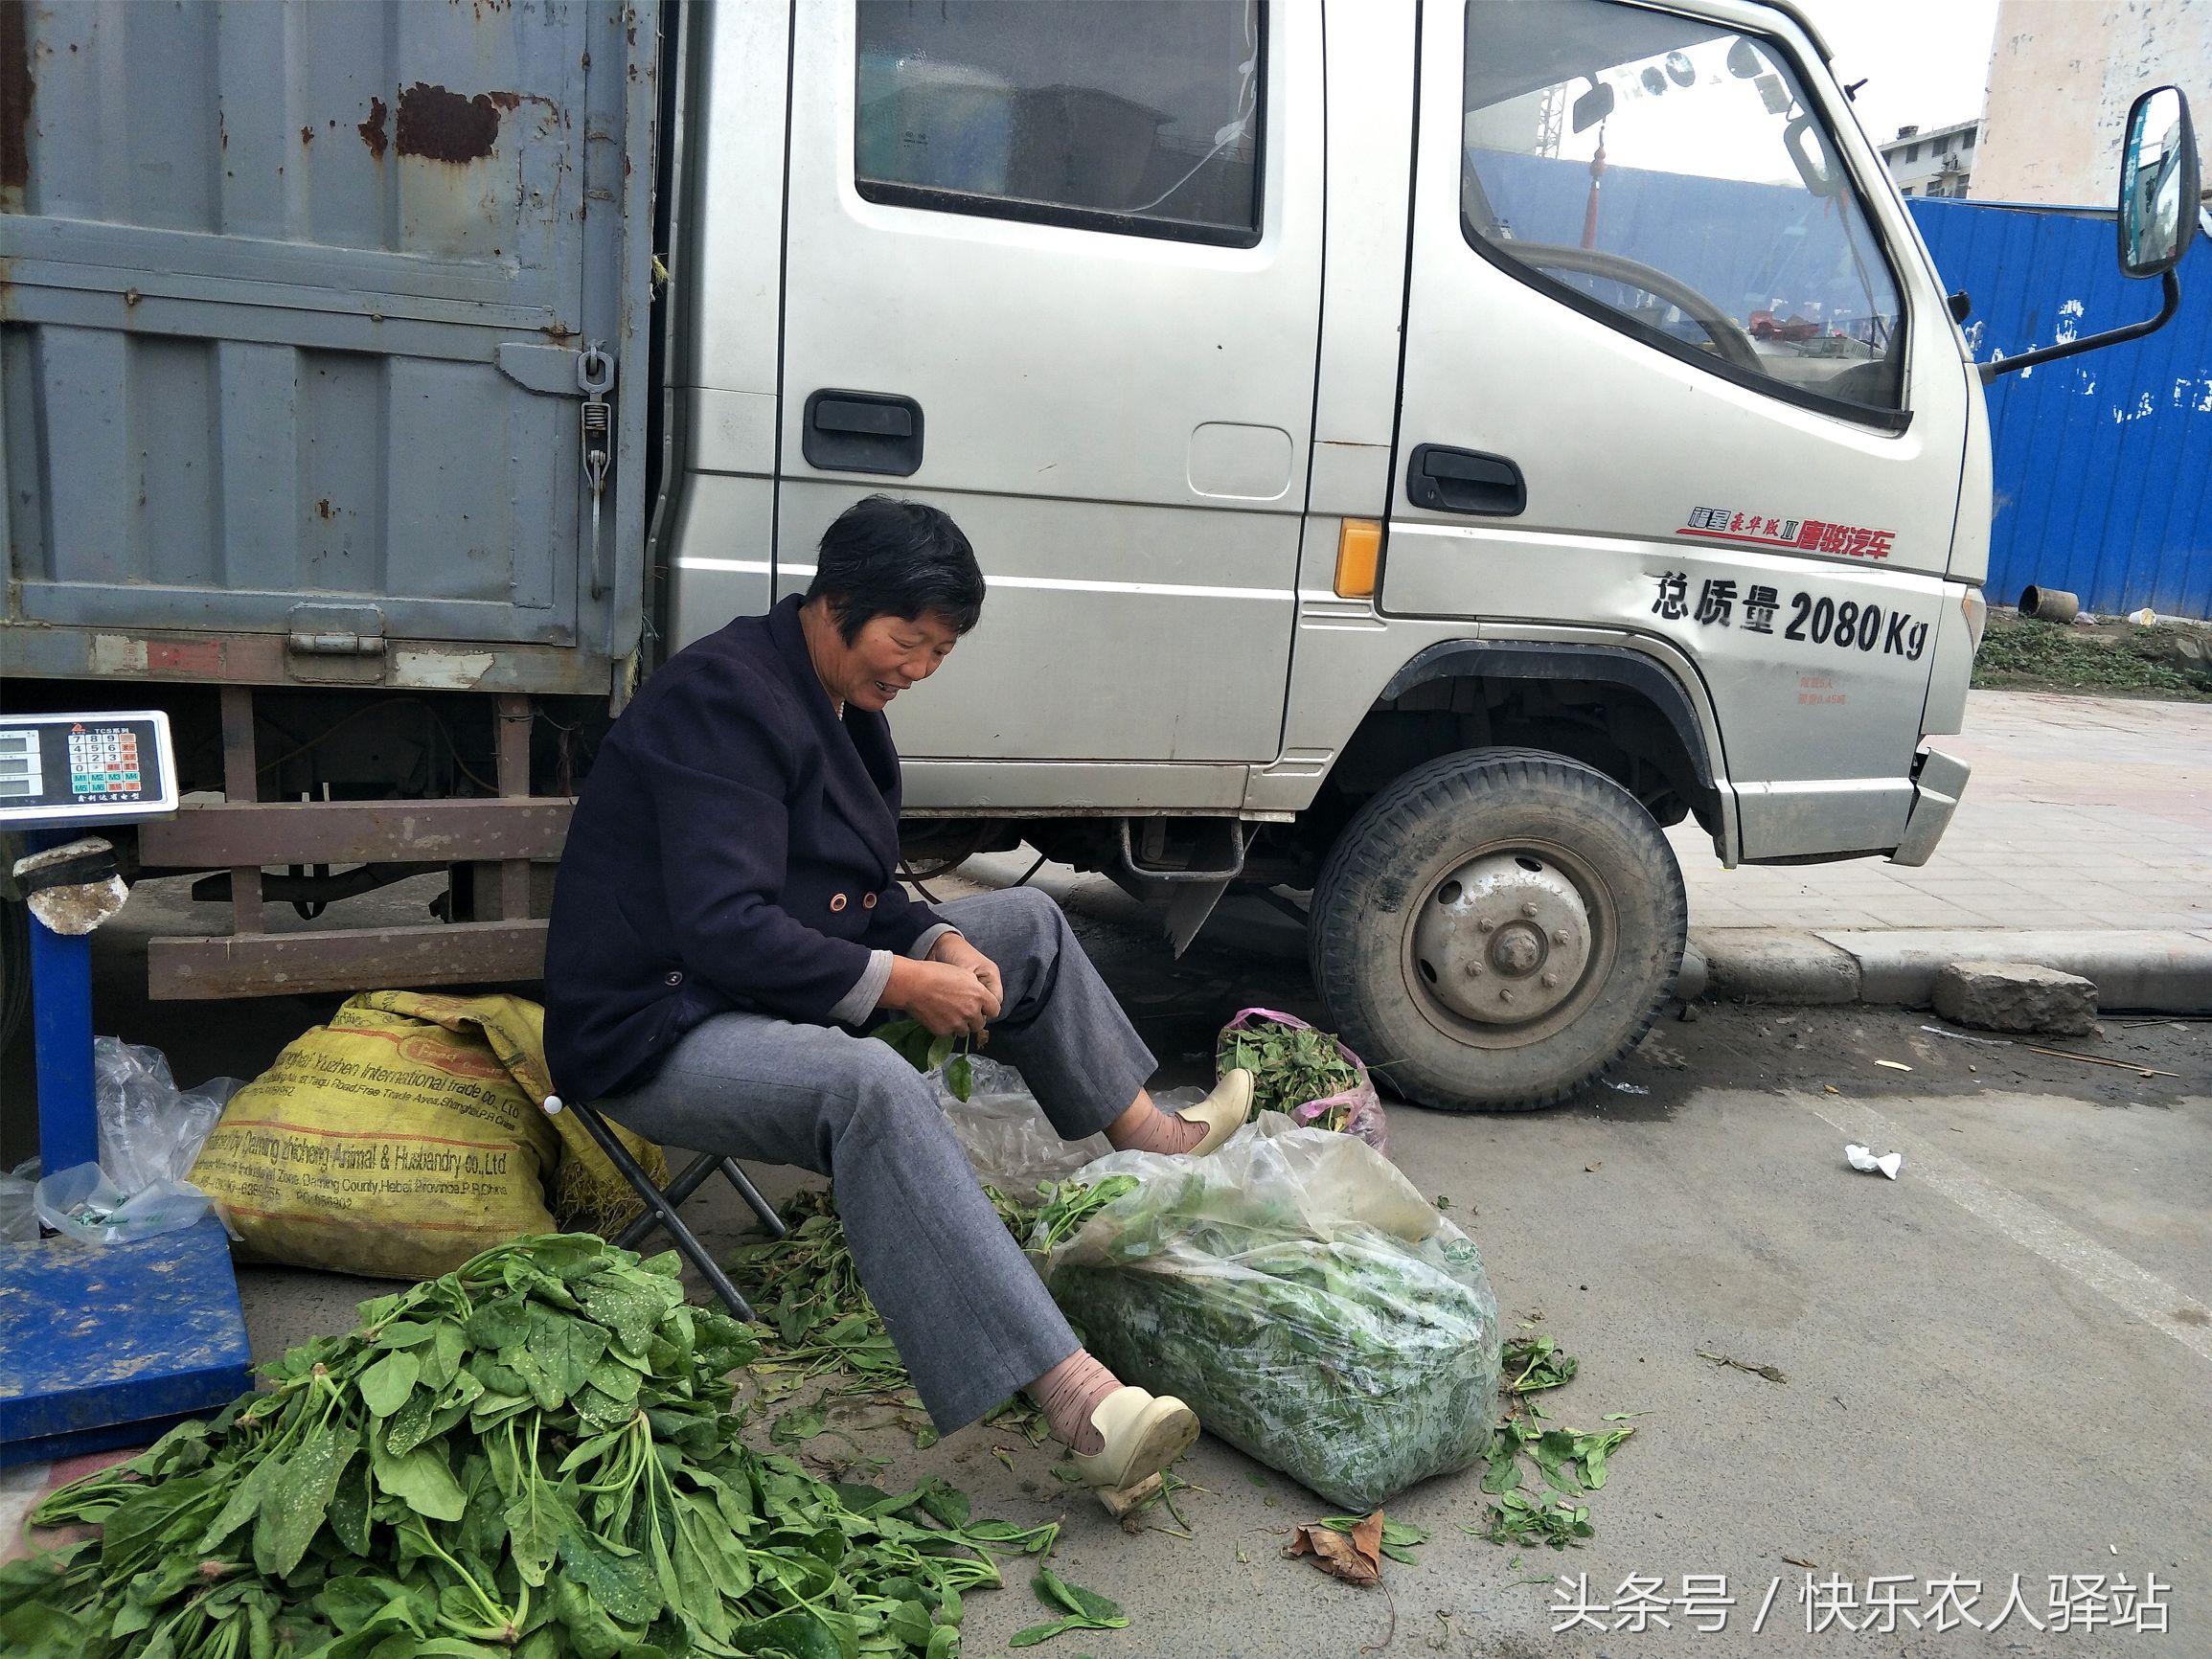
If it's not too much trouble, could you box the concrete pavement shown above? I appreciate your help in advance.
[1672,689,2211,934]
[1676,690,2212,1012]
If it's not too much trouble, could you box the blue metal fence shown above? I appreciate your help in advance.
[1910,197,2212,620]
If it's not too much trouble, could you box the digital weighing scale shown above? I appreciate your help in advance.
[0,710,253,1466]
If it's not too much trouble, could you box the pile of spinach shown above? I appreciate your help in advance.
[728,1179,1133,1454]
[0,1235,1057,1659]
[1216,1020,1362,1131]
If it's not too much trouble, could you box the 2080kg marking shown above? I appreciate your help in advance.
[1652,572,1927,661]
[1783,592,1927,659]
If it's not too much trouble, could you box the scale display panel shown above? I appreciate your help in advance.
[0,711,179,829]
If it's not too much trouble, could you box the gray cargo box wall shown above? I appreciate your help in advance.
[0,0,659,1021]
[0,0,656,693]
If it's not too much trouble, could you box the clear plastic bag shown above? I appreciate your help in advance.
[1040,1115,1499,1511]
[1218,1007,1388,1154]
[32,1161,213,1244]
[0,1157,38,1243]
[94,1035,239,1195]
[933,1056,1204,1195]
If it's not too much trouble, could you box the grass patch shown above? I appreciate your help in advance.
[1973,618,2212,700]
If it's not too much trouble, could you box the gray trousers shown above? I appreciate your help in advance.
[601,886,1157,1431]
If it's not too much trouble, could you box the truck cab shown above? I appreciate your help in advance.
[659,0,1995,1107]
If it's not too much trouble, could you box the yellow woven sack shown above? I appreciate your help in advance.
[189,990,668,1280]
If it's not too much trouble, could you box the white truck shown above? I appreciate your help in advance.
[1,0,2196,1111]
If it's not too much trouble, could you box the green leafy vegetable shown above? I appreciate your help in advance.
[769,1393,831,1446]
[728,1181,1127,1452]
[1474,1333,1636,1550]
[1016,1175,1140,1259]
[1482,1411,1633,1500]
[1009,1568,1130,1646]
[1,1235,1062,1659]
[1475,1489,1596,1549]
[1217,1018,1362,1130]
[872,1017,981,1102]
[1502,1334,1579,1393]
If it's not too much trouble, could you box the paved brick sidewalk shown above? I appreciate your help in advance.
[1675,690,2211,932]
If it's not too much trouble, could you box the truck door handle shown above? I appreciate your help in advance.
[1406,444,1525,516]
[803,389,924,477]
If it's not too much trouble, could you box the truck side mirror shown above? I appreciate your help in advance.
[1983,84,2196,381]
[2117,85,2199,278]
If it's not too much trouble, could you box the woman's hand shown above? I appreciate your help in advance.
[883,954,1001,1039]
[929,931,1004,1010]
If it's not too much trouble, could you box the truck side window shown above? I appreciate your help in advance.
[854,0,1263,247]
[1460,0,1907,423]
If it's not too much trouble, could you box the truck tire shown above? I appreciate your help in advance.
[1310,748,1686,1112]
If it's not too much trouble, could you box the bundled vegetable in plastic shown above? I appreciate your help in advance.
[1038,1116,1499,1511]
[1216,1008,1388,1153]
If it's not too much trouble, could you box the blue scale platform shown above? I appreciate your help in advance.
[0,1216,253,1466]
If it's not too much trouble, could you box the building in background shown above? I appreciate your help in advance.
[1974,0,2212,205]
[1878,119,1980,197]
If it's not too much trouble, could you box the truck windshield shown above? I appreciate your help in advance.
[1460,0,1906,419]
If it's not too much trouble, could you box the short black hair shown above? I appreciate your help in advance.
[806,496,985,644]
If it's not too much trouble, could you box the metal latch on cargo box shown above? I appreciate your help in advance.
[580,345,615,598]
[285,604,386,657]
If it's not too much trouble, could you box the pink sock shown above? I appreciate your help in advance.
[1028,1349,1120,1454]
[1105,1101,1207,1155]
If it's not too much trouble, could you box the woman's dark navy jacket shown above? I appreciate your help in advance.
[544,595,947,1102]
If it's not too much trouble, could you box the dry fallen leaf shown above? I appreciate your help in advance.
[1287,1509,1386,1585]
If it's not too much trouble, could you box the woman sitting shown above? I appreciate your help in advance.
[544,494,1251,1491]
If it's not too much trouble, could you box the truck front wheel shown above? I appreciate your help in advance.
[1310,748,1687,1111]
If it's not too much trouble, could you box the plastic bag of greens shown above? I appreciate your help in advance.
[1038,1115,1498,1511]
[1217,1008,1387,1154]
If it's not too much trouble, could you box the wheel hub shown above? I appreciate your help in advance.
[1411,852,1593,1025]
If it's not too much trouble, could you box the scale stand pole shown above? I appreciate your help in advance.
[26,826,98,1173]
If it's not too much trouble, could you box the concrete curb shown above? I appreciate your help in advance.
[1693,926,2212,1014]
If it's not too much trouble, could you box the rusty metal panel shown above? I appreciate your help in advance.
[0,1,660,669]
[148,920,548,1000]
[137,798,573,867]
